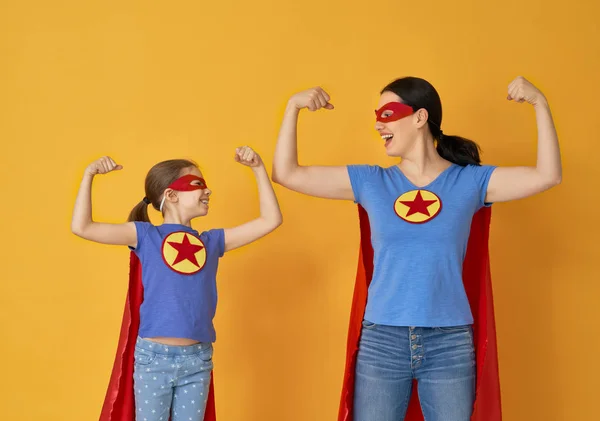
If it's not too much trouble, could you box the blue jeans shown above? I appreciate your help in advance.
[354,321,476,421]
[133,337,213,421]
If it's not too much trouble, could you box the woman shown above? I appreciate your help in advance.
[272,76,561,421]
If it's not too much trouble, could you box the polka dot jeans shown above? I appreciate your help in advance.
[133,337,213,421]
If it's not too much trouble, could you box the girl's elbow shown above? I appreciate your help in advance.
[269,215,283,230]
[268,214,283,231]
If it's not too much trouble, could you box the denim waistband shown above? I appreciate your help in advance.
[136,337,212,355]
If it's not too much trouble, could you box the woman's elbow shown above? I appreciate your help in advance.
[553,174,562,186]
[271,164,298,187]
[71,222,82,237]
[71,222,91,239]
[271,167,286,185]
[546,173,562,189]
[71,228,86,239]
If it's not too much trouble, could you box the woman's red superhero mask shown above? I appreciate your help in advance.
[375,102,414,123]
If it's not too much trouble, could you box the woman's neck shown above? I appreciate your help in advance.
[398,136,450,177]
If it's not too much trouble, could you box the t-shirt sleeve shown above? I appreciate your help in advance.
[347,165,380,204]
[206,228,225,258]
[469,164,497,209]
[129,221,152,257]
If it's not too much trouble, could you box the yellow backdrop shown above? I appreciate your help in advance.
[1,1,598,420]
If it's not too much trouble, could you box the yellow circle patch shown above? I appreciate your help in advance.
[161,231,207,275]
[394,190,442,224]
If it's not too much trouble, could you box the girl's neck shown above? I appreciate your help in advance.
[162,213,192,227]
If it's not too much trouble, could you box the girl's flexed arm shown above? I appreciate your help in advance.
[71,156,137,247]
[223,147,283,252]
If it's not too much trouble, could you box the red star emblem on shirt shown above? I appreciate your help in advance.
[168,233,205,267]
[400,190,438,217]
[394,189,442,224]
[161,231,207,275]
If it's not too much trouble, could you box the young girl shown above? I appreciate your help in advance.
[71,146,282,421]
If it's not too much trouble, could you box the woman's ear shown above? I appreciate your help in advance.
[413,108,430,129]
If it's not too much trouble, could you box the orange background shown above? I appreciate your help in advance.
[1,1,598,420]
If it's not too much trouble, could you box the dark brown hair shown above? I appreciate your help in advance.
[127,159,198,222]
[382,77,481,166]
